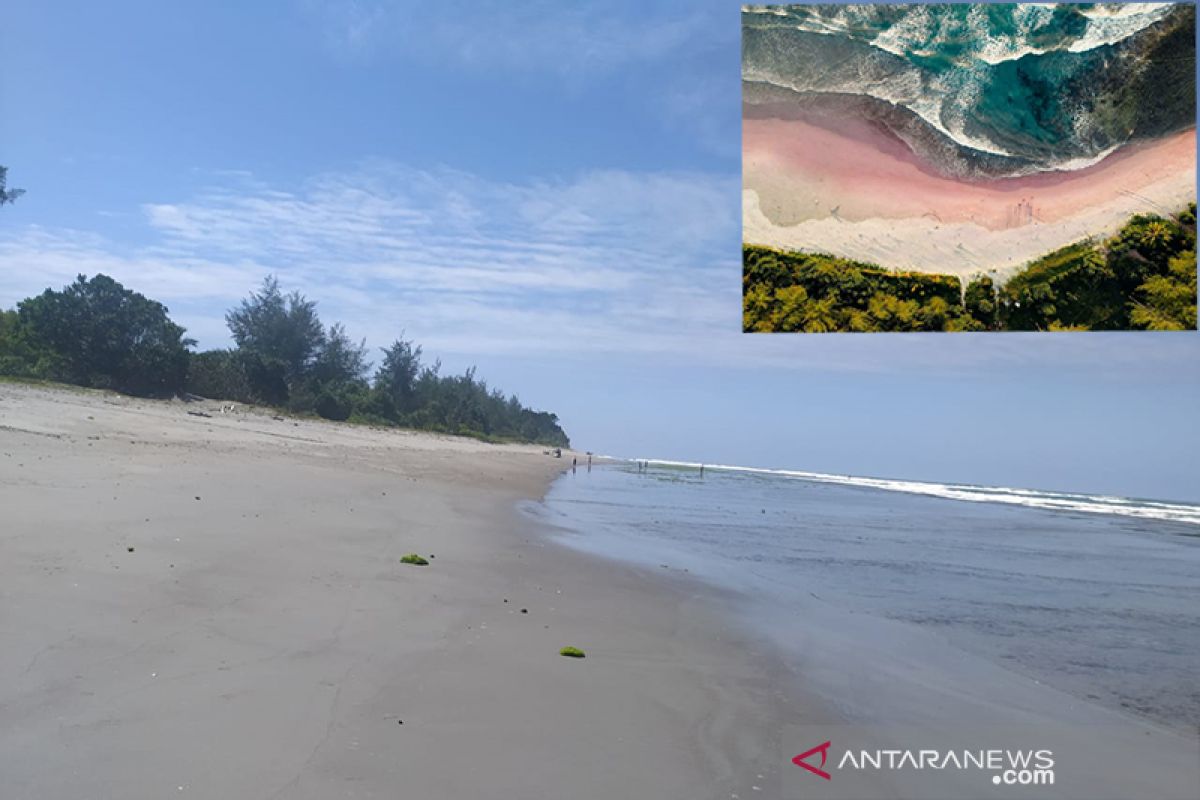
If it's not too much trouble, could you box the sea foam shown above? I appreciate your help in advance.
[622,459,1200,526]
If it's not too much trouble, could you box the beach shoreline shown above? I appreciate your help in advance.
[544,461,1200,800]
[0,382,799,799]
[743,110,1197,280]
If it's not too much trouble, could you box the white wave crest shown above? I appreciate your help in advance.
[1069,3,1174,53]
[629,460,1200,526]
[772,2,1175,66]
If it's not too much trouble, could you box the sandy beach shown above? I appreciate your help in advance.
[0,382,794,799]
[5,381,1199,799]
[743,114,1197,281]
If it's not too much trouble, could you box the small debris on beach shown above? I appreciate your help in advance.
[559,646,586,659]
[126,546,135,553]
[520,608,528,614]
[400,554,429,566]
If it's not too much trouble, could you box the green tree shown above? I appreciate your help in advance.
[964,276,997,329]
[374,337,424,417]
[769,285,810,332]
[16,274,193,395]
[1131,251,1198,330]
[225,276,325,402]
[743,284,775,332]
[0,308,49,376]
[302,323,371,420]
[866,293,923,331]
[0,166,24,206]
[310,323,370,388]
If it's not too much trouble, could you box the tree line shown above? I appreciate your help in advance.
[744,205,1197,333]
[0,274,569,447]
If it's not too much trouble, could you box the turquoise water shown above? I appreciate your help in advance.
[536,461,1200,731]
[743,3,1197,178]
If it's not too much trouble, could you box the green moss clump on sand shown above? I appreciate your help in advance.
[400,553,429,566]
[559,646,586,658]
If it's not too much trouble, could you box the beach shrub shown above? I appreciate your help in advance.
[186,349,255,402]
[313,388,354,421]
[400,554,429,566]
[559,646,586,658]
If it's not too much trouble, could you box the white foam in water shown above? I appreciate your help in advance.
[1069,3,1174,52]
[621,459,1200,526]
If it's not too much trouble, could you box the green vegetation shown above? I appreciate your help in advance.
[0,274,570,447]
[744,248,984,332]
[399,554,429,566]
[744,205,1197,332]
[1,275,193,394]
[559,646,586,658]
[0,166,23,206]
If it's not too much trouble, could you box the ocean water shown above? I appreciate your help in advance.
[742,3,1197,178]
[535,461,1200,732]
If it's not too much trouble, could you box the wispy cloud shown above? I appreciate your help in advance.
[2,162,1195,376]
[1,163,739,362]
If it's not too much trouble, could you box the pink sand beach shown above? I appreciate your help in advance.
[743,114,1197,278]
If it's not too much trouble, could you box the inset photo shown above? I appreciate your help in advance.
[742,3,1197,332]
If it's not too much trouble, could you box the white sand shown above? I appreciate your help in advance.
[743,117,1197,282]
[8,382,1197,799]
[0,382,793,799]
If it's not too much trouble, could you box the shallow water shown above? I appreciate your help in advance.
[536,462,1200,732]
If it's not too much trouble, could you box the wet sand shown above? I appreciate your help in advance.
[743,113,1197,280]
[0,382,794,799]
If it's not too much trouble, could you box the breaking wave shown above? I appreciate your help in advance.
[742,3,1196,179]
[626,459,1200,526]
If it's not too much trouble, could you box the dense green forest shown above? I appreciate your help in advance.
[0,274,569,447]
[744,205,1197,333]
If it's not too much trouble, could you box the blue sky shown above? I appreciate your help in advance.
[1,1,1197,501]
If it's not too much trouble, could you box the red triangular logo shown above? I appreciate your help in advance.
[793,740,832,780]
